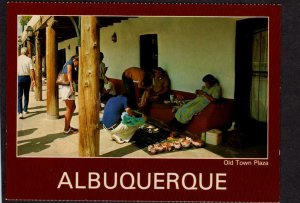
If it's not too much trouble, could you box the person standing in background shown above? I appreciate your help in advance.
[122,67,147,109]
[17,47,35,119]
[60,55,79,134]
[101,77,117,103]
[99,52,108,103]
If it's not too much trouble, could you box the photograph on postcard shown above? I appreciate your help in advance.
[17,15,268,159]
[6,3,281,202]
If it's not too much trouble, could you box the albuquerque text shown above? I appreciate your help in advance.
[57,172,227,191]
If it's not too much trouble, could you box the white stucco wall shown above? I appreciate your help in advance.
[58,17,237,99]
[58,37,78,60]
[101,17,236,98]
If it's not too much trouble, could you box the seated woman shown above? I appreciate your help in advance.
[169,74,222,132]
[139,67,170,110]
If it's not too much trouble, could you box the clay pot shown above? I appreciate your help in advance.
[174,141,182,149]
[191,140,205,148]
[181,139,191,148]
[148,145,157,154]
[154,144,164,152]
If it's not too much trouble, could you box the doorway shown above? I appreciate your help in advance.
[234,18,268,143]
[140,34,158,73]
[57,49,66,72]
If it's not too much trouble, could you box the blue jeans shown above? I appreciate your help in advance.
[18,76,31,114]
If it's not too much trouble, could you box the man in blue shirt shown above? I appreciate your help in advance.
[102,94,145,143]
[102,95,130,129]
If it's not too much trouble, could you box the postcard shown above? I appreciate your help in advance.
[5,2,280,202]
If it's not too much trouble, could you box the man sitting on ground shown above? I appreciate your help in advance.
[102,93,145,144]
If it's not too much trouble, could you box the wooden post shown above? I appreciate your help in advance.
[27,39,34,92]
[26,40,32,58]
[79,16,100,157]
[34,31,42,101]
[18,45,21,56]
[46,18,59,119]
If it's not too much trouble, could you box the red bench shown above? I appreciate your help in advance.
[148,99,234,134]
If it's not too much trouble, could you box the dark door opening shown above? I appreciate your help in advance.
[234,18,268,143]
[57,49,66,72]
[140,34,158,73]
[76,46,79,55]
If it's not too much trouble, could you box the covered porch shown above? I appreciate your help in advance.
[17,85,228,158]
[17,15,268,158]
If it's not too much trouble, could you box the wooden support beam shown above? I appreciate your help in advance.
[37,16,52,30]
[46,18,59,119]
[18,46,21,56]
[34,31,42,101]
[26,40,32,58]
[79,16,100,157]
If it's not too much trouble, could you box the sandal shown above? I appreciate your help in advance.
[70,127,78,133]
[63,128,73,135]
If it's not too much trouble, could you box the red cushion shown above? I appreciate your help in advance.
[149,99,234,134]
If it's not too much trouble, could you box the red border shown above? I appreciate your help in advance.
[6,3,281,201]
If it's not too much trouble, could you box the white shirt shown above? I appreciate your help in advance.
[104,81,116,95]
[17,54,34,76]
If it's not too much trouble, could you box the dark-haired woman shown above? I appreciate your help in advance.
[60,55,79,134]
[170,74,222,132]
[139,67,170,109]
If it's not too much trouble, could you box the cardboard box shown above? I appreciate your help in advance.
[206,129,222,145]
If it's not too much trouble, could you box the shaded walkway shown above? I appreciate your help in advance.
[16,85,223,158]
